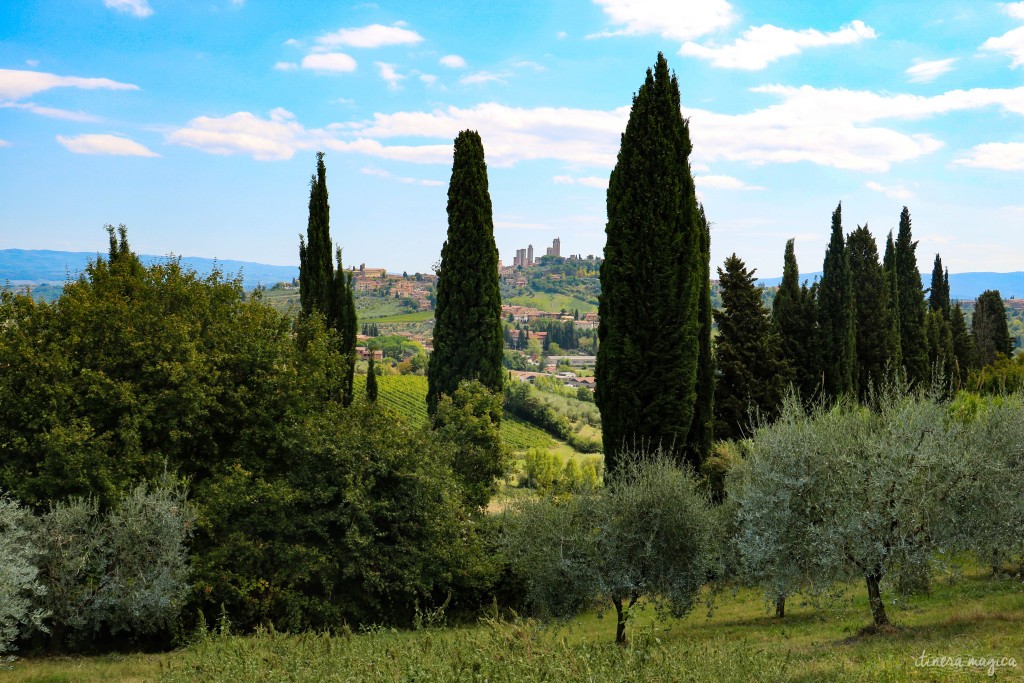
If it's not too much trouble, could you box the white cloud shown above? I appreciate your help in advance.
[865,180,913,199]
[953,142,1024,170]
[103,0,152,18]
[376,62,404,89]
[56,133,159,157]
[905,58,957,83]
[513,61,546,72]
[590,0,736,41]
[0,139,9,148]
[556,31,568,39]
[360,167,443,186]
[460,71,508,85]
[553,175,609,189]
[0,68,138,101]
[316,23,423,49]
[273,61,298,71]
[25,59,39,67]
[283,38,302,47]
[439,54,467,68]
[695,175,765,190]
[419,73,437,85]
[981,26,1024,68]
[1005,2,1024,20]
[0,101,101,122]
[301,53,357,73]
[165,84,1024,172]
[680,20,876,70]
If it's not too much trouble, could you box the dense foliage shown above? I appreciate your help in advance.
[597,52,711,472]
[427,130,504,417]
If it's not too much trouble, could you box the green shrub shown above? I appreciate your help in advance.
[0,494,46,658]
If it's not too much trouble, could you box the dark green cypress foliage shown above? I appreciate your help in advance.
[329,247,358,407]
[925,309,955,390]
[772,239,815,399]
[929,254,950,315]
[894,207,929,385]
[972,290,1013,366]
[950,303,974,386]
[883,232,904,372]
[366,353,378,402]
[816,203,856,398]
[713,254,787,440]
[846,224,898,398]
[686,205,714,462]
[426,130,504,417]
[299,151,333,318]
[596,53,707,472]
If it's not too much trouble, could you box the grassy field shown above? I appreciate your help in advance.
[507,292,597,314]
[363,310,434,323]
[357,374,558,453]
[7,564,1023,682]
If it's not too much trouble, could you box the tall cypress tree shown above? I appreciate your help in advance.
[686,205,714,462]
[298,151,357,404]
[950,303,974,387]
[883,231,904,372]
[299,152,333,318]
[816,203,856,398]
[972,290,1013,366]
[894,207,928,385]
[596,53,708,472]
[772,238,815,399]
[366,352,378,402]
[929,254,950,315]
[713,254,787,440]
[426,130,504,417]
[847,224,898,398]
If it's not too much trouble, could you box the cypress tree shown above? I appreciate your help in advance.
[426,130,504,417]
[894,207,928,385]
[772,239,815,399]
[329,246,358,407]
[950,303,974,386]
[596,53,708,472]
[686,205,714,461]
[846,224,898,398]
[366,352,378,402]
[816,203,856,398]
[972,290,1013,366]
[929,254,950,315]
[713,254,787,440]
[299,151,333,318]
[925,309,955,390]
[298,151,357,404]
[883,232,904,371]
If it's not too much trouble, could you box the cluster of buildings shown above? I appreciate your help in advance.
[348,264,435,310]
[503,238,561,269]
[502,304,599,329]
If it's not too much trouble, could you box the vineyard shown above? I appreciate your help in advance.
[354,374,558,452]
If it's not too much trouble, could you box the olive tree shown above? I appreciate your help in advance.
[731,391,1000,628]
[504,455,718,643]
[0,495,47,659]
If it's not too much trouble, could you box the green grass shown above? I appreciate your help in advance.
[506,292,597,315]
[356,374,557,453]
[362,310,434,323]
[11,564,1023,682]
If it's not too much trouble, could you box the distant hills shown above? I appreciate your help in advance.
[0,249,299,291]
[756,271,1024,302]
[4,249,1023,302]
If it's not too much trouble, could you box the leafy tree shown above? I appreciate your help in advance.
[366,353,378,402]
[298,152,333,318]
[433,380,506,509]
[330,248,358,406]
[772,239,819,400]
[816,203,856,398]
[925,309,955,390]
[732,391,1000,628]
[929,253,950,315]
[504,455,718,643]
[846,224,898,398]
[427,131,504,418]
[596,53,708,472]
[973,289,1013,366]
[713,254,787,439]
[0,495,46,657]
[894,207,929,385]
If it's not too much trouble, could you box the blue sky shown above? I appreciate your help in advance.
[1,0,1023,278]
